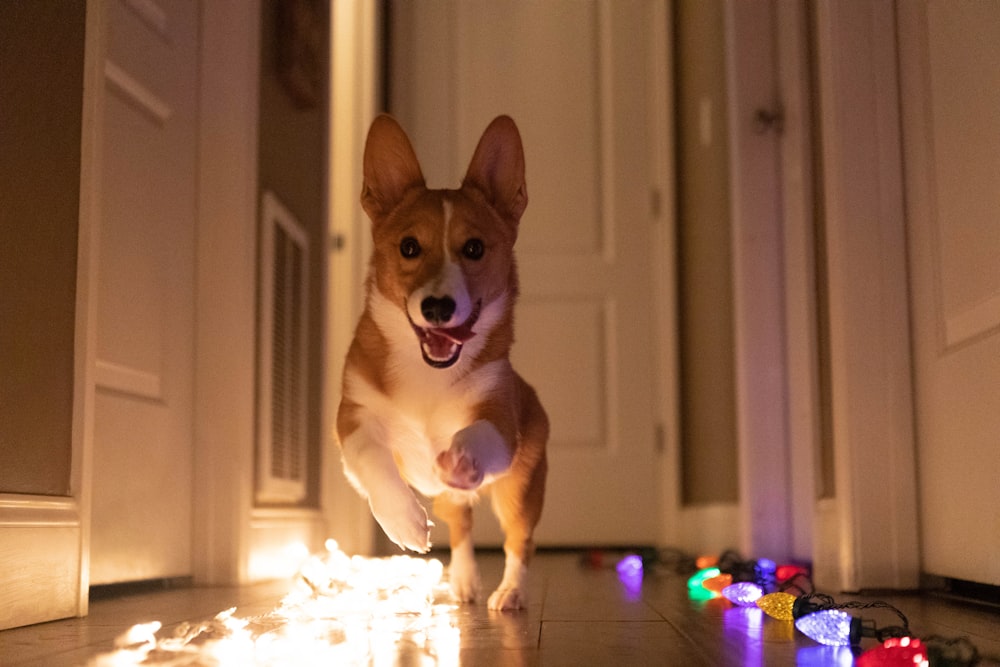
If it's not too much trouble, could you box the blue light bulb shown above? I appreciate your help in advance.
[795,609,855,646]
[756,558,777,575]
[616,554,643,577]
[722,582,764,606]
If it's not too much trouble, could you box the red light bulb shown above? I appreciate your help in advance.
[775,563,809,582]
[856,637,928,667]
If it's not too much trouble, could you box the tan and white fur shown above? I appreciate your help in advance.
[336,114,548,611]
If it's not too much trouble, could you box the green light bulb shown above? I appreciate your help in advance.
[687,567,721,590]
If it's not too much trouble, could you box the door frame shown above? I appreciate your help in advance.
[654,0,744,557]
[192,0,362,584]
[726,0,794,563]
[688,0,922,587]
[808,0,919,591]
[323,0,382,557]
[191,0,265,585]
[660,0,803,563]
[0,0,103,631]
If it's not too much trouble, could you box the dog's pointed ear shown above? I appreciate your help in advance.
[361,114,426,219]
[462,115,528,222]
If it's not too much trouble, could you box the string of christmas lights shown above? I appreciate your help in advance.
[604,547,997,666]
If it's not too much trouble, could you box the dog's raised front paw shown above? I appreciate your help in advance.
[435,446,483,490]
[370,492,431,553]
[487,586,527,611]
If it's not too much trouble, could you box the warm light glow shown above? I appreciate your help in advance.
[287,540,310,561]
[115,621,162,649]
[756,591,796,620]
[248,540,314,581]
[89,541,460,666]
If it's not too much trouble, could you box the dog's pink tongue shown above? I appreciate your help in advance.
[440,320,477,344]
[424,332,455,359]
[426,322,477,355]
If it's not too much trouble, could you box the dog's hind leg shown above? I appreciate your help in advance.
[433,494,480,603]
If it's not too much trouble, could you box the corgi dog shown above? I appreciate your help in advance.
[336,114,548,611]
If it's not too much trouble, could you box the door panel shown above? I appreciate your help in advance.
[90,0,198,584]
[900,1,1000,584]
[391,0,662,546]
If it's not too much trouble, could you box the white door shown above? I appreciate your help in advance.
[90,0,199,584]
[389,0,664,546]
[899,1,1000,585]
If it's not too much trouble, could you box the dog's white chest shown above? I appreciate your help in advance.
[343,353,507,499]
[388,401,467,498]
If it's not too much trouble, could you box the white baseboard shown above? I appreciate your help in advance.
[0,495,85,630]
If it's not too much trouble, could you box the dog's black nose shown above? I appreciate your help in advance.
[421,296,456,325]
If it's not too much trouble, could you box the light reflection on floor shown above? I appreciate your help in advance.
[88,540,461,667]
[795,644,856,666]
[690,574,860,666]
[723,605,764,666]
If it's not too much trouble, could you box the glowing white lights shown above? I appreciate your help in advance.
[89,540,460,666]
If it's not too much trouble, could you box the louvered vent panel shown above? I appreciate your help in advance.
[257,192,309,504]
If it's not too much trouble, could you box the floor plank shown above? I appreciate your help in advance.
[2,551,1000,666]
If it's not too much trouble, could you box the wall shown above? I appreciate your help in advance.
[0,3,86,496]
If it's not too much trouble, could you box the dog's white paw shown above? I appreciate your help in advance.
[435,420,512,490]
[489,555,529,610]
[447,546,481,603]
[369,492,431,553]
[487,586,527,611]
[435,446,483,491]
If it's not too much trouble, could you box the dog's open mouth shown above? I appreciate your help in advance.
[407,300,481,369]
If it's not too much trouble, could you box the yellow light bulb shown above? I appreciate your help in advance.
[756,591,796,620]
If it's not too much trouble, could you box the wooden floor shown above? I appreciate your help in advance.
[3,551,1000,666]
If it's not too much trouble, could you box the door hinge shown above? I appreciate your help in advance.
[654,423,666,454]
[650,188,662,219]
[753,106,785,135]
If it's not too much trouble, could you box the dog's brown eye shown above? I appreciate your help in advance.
[462,238,485,261]
[400,237,421,259]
